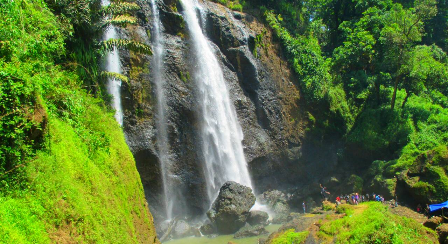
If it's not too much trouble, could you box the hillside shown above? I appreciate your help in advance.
[0,0,159,242]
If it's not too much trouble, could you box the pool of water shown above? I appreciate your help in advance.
[164,224,282,244]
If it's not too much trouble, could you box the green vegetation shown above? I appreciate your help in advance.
[318,202,437,243]
[249,0,448,202]
[212,0,246,12]
[0,0,157,242]
[270,229,309,244]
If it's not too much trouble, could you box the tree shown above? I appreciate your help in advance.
[380,0,437,109]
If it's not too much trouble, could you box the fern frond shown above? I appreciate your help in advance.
[103,15,137,27]
[101,71,129,83]
[101,2,140,16]
[101,39,153,55]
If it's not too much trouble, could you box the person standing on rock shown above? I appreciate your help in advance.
[302,201,306,214]
[320,184,330,201]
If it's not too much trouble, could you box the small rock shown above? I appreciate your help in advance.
[287,212,302,221]
[233,12,243,20]
[200,222,216,235]
[247,210,269,226]
[423,216,443,230]
[172,220,191,238]
[234,224,269,239]
[258,237,267,244]
[436,224,448,244]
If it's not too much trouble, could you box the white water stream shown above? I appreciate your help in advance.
[102,0,124,126]
[150,0,184,221]
[180,0,253,203]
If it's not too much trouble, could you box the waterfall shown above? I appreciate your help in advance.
[180,0,253,203]
[150,0,180,221]
[102,0,124,126]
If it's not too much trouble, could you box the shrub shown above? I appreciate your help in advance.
[271,229,309,244]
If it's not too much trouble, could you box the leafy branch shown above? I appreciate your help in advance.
[101,39,153,55]
[102,15,137,27]
[101,71,129,83]
[101,2,140,16]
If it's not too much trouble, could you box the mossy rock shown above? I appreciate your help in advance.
[322,201,336,211]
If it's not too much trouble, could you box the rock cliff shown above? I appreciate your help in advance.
[121,0,351,224]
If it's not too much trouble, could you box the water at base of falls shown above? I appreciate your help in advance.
[102,0,123,126]
[179,0,254,206]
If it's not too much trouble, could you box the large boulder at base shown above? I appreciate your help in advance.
[423,216,443,230]
[172,220,192,238]
[436,224,448,244]
[247,210,269,226]
[207,181,256,234]
[234,224,269,239]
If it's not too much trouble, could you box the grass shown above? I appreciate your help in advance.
[270,229,309,244]
[318,202,437,243]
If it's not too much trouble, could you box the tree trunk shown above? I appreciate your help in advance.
[391,76,399,110]
[401,90,410,109]
[375,81,381,106]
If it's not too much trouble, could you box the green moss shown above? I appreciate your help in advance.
[427,166,448,201]
[271,229,309,244]
[318,202,437,243]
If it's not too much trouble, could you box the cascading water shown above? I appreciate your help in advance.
[150,0,186,220]
[180,0,253,203]
[102,0,123,126]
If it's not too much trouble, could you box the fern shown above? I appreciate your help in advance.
[103,15,137,27]
[101,2,140,16]
[101,39,153,55]
[101,71,129,83]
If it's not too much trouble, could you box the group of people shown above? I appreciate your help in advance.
[319,184,398,207]
[335,193,393,206]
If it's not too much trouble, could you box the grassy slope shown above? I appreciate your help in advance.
[268,202,437,244]
[0,0,158,243]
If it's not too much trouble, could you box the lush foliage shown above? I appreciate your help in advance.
[270,229,309,244]
[319,202,437,243]
[0,0,157,242]
[252,0,448,202]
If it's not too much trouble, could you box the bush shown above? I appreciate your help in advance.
[335,204,354,215]
[271,229,309,244]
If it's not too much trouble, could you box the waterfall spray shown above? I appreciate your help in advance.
[151,0,187,220]
[180,0,253,204]
[102,0,124,126]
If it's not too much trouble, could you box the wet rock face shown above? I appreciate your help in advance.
[247,210,269,226]
[124,0,344,225]
[258,190,290,224]
[207,181,256,234]
[172,220,192,238]
[234,224,268,239]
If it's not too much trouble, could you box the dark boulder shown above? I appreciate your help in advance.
[437,224,448,244]
[234,224,269,239]
[207,181,256,234]
[199,222,216,235]
[247,210,269,226]
[423,216,443,230]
